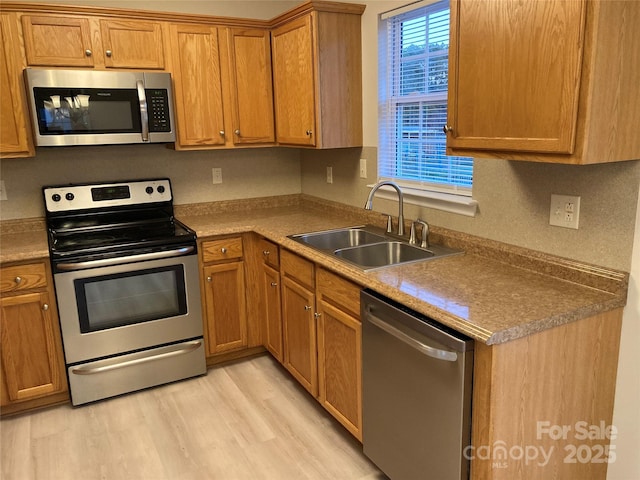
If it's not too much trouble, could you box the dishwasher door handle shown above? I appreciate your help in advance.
[366,310,458,362]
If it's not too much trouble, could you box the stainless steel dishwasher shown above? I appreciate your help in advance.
[361,290,474,480]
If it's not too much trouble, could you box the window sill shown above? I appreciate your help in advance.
[368,184,478,217]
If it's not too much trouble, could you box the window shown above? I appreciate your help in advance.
[379,1,473,201]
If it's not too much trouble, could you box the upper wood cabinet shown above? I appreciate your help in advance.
[446,0,640,164]
[226,28,275,145]
[170,24,274,149]
[21,14,166,69]
[271,5,364,148]
[0,12,34,158]
[170,24,225,148]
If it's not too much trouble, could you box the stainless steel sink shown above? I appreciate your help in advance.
[290,227,388,251]
[289,225,463,271]
[335,241,435,269]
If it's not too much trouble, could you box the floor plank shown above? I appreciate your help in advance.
[1,354,385,480]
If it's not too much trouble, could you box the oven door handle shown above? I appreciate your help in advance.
[56,246,195,271]
[70,340,203,375]
[137,79,149,142]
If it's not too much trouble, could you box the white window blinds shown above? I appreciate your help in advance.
[379,0,473,196]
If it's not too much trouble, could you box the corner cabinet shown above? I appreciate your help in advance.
[0,260,68,415]
[271,3,365,148]
[446,0,640,164]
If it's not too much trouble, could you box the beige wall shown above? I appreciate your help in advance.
[0,145,301,219]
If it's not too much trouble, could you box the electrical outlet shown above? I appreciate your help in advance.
[326,166,333,184]
[549,194,580,229]
[359,158,367,179]
[212,168,223,184]
[0,180,6,201]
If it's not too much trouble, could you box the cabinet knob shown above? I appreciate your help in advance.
[219,130,225,136]
[105,50,112,57]
[207,276,212,282]
[85,49,92,57]
[42,304,49,311]
[305,130,313,136]
[270,282,278,287]
[221,247,227,254]
[14,276,22,284]
[304,305,312,311]
[234,129,241,136]
[263,250,270,256]
[314,312,321,319]
[443,124,453,135]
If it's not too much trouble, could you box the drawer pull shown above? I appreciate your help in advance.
[14,276,22,284]
[106,49,112,57]
[85,49,92,57]
[221,247,227,254]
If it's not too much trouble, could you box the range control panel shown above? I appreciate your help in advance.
[44,178,172,213]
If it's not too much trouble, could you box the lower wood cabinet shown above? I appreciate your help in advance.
[200,237,248,356]
[279,248,362,440]
[258,238,283,362]
[316,268,362,441]
[0,260,68,414]
[281,251,317,396]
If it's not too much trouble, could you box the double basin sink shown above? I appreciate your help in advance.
[289,225,462,271]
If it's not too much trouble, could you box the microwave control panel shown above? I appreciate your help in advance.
[147,89,171,133]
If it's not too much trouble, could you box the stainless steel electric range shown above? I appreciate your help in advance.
[43,178,206,406]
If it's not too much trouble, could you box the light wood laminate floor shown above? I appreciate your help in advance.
[1,354,385,480]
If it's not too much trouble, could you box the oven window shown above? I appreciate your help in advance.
[74,265,187,333]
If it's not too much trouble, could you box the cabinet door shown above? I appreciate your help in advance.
[100,19,165,69]
[170,24,226,147]
[262,264,283,362]
[0,292,65,404]
[21,15,95,67]
[227,28,275,145]
[0,13,34,158]
[317,300,362,441]
[203,262,247,354]
[271,14,316,146]
[281,276,317,396]
[447,0,586,154]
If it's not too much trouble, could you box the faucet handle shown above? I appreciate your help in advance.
[409,222,418,244]
[385,215,393,233]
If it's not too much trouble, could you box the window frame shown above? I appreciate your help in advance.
[378,0,476,216]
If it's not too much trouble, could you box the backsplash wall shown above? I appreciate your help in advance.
[300,147,640,272]
[0,145,301,220]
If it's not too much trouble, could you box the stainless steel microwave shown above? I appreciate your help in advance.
[24,68,175,147]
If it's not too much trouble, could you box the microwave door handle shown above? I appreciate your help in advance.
[136,80,149,142]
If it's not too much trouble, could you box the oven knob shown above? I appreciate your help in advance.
[51,193,61,202]
[157,185,165,194]
[145,186,154,194]
[65,193,75,201]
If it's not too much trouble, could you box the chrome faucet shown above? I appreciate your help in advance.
[364,181,405,236]
[410,218,430,248]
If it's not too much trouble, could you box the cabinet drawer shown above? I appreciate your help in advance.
[281,249,314,290]
[202,237,243,263]
[0,263,48,293]
[317,268,361,318]
[259,238,280,269]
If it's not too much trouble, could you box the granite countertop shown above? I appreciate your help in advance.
[0,196,628,345]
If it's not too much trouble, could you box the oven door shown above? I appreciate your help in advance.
[53,251,203,365]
